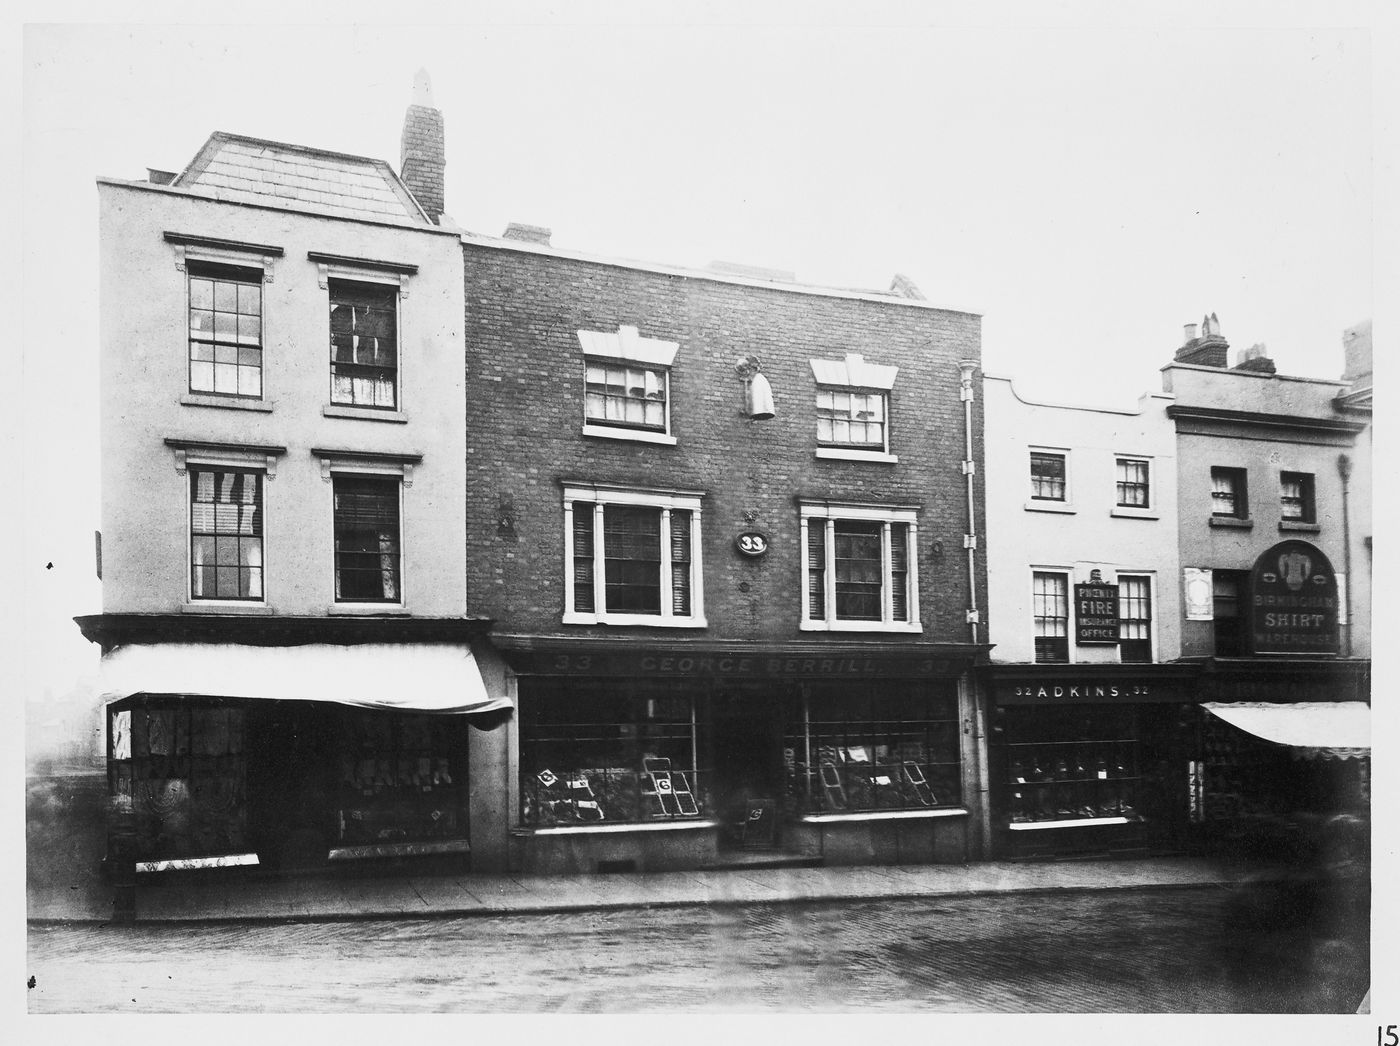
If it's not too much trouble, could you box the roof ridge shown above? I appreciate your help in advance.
[205,131,395,170]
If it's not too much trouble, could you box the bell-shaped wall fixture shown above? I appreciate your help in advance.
[734,355,776,420]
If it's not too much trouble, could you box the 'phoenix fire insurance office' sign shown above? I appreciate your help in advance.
[1075,582,1120,645]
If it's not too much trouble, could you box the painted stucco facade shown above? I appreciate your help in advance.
[982,376,1181,665]
[1162,360,1369,660]
[96,179,466,617]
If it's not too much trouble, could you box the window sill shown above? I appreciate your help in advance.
[328,839,469,861]
[1110,508,1159,520]
[815,447,898,464]
[327,604,410,616]
[180,393,273,413]
[1024,500,1075,514]
[799,620,923,634]
[323,404,409,424]
[581,424,677,446]
[1209,516,1254,529]
[181,602,273,615]
[800,808,968,824]
[514,820,717,836]
[136,853,260,873]
[562,612,708,628]
[1279,520,1321,533]
[1007,815,1136,831]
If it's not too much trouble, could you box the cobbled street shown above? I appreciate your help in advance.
[26,885,1368,1013]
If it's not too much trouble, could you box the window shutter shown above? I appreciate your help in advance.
[572,506,594,613]
[890,523,909,621]
[670,509,691,615]
[807,524,826,619]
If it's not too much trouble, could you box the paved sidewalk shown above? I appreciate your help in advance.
[28,856,1260,925]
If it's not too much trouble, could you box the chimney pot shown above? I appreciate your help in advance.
[1174,312,1229,367]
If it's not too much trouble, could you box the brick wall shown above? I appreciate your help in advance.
[463,244,986,644]
[401,104,445,221]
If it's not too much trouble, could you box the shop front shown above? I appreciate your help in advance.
[984,665,1200,859]
[96,637,509,874]
[498,639,986,873]
[1184,542,1371,859]
[1191,660,1370,862]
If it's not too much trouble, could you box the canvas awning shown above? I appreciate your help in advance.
[98,642,510,715]
[1202,701,1369,761]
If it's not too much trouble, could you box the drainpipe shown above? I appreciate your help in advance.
[958,360,981,644]
[1338,453,1353,657]
[957,359,990,858]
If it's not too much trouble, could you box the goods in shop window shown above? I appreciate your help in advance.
[901,761,936,806]
[434,758,452,785]
[819,763,848,811]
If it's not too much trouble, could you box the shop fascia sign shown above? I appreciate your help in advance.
[515,650,965,678]
[1000,680,1159,703]
[1250,540,1339,656]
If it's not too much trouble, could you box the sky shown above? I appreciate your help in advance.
[13,7,1383,717]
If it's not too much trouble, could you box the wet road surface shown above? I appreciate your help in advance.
[26,885,1368,1013]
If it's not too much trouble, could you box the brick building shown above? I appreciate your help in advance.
[459,235,991,872]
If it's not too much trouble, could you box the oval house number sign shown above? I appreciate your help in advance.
[736,532,769,557]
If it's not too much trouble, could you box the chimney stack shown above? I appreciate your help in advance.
[1341,319,1372,386]
[503,223,553,246]
[1233,342,1276,374]
[1174,311,1229,368]
[400,69,445,224]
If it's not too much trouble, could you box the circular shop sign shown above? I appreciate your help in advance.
[735,532,769,557]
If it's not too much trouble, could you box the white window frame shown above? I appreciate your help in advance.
[170,238,280,413]
[1116,571,1157,664]
[311,449,420,615]
[578,326,679,446]
[1030,567,1074,664]
[166,439,284,614]
[799,501,921,633]
[1026,446,1074,513]
[187,465,268,607]
[562,482,706,628]
[1111,455,1157,519]
[328,470,406,612]
[809,355,899,463]
[322,267,407,421]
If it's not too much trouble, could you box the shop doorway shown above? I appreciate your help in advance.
[246,702,338,872]
[708,686,785,848]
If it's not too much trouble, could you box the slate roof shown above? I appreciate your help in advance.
[174,132,429,224]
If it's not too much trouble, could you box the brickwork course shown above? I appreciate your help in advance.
[461,241,987,644]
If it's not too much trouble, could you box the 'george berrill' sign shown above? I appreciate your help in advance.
[1250,540,1339,656]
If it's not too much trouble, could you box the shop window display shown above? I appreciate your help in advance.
[519,682,704,826]
[108,700,248,860]
[336,711,467,846]
[1001,707,1146,827]
[1007,741,1141,823]
[782,685,961,815]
